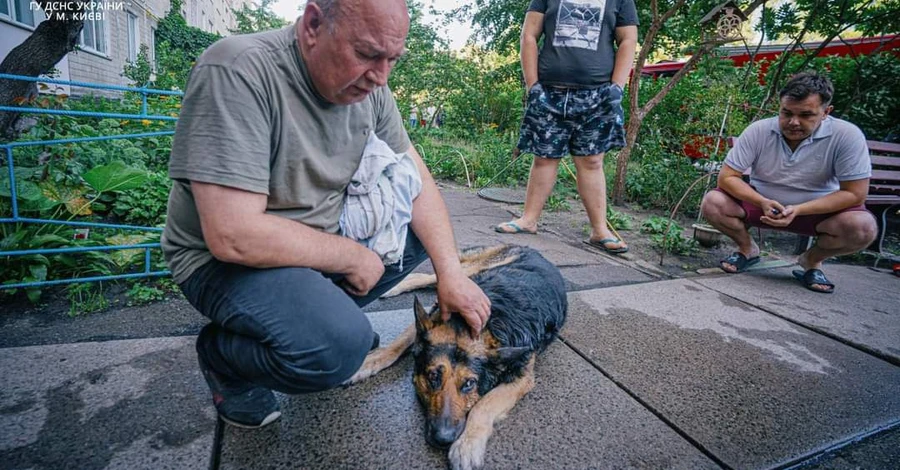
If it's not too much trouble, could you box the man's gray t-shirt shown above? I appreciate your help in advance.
[528,0,639,87]
[724,116,870,206]
[161,24,410,284]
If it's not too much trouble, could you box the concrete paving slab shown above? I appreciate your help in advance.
[694,264,900,364]
[695,259,794,275]
[802,426,900,469]
[559,265,654,290]
[441,186,638,268]
[219,309,719,470]
[0,336,215,470]
[564,279,900,469]
[451,222,622,268]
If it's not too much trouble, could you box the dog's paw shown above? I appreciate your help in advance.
[343,365,380,386]
[379,285,403,298]
[448,433,487,470]
[341,369,370,387]
[342,349,391,386]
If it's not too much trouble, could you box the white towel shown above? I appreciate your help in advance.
[340,132,422,267]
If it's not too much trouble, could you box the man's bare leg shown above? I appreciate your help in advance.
[798,210,878,291]
[500,156,560,233]
[572,153,625,249]
[700,190,759,272]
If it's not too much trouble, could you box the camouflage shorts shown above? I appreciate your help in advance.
[516,82,626,158]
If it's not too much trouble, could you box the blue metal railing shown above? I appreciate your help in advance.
[1,73,182,289]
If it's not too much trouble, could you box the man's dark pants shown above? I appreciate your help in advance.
[179,231,428,394]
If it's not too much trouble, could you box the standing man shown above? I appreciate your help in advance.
[162,0,490,429]
[494,0,638,255]
[701,72,877,293]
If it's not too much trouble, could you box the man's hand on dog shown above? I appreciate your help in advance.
[437,271,491,337]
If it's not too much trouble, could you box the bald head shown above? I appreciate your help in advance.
[309,0,409,29]
[299,0,410,105]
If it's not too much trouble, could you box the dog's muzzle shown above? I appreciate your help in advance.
[426,417,465,448]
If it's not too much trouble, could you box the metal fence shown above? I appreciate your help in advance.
[0,73,182,290]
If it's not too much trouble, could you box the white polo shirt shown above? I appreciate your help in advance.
[724,116,871,206]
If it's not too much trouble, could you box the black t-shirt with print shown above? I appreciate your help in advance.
[528,0,639,87]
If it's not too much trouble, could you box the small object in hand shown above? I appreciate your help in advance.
[770,208,781,215]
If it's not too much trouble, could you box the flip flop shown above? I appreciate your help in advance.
[584,237,629,254]
[719,252,760,273]
[792,268,835,294]
[494,221,536,235]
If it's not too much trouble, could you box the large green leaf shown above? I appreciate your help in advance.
[0,230,27,250]
[0,176,43,201]
[82,161,149,194]
[29,234,71,248]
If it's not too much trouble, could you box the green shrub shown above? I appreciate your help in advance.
[67,283,109,316]
[112,171,172,226]
[607,208,632,231]
[153,0,220,91]
[641,216,698,255]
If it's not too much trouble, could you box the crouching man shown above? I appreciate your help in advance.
[700,72,877,294]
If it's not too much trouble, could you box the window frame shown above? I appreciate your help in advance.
[0,0,44,29]
[149,25,157,71]
[77,4,109,56]
[126,11,139,63]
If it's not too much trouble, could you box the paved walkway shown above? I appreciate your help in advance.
[1,186,899,470]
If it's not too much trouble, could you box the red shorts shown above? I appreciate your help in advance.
[712,188,871,237]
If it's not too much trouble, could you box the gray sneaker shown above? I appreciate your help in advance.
[196,334,281,429]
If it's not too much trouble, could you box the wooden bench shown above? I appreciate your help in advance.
[866,140,900,264]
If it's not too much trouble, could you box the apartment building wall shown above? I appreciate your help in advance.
[183,0,246,36]
[66,0,170,95]
[1,0,250,97]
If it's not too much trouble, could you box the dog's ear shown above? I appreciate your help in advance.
[413,295,432,336]
[494,346,531,364]
[482,346,532,389]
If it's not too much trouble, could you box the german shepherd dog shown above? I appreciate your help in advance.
[345,245,567,470]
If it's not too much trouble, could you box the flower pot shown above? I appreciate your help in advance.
[692,223,723,248]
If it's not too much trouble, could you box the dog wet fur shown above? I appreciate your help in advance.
[347,245,567,470]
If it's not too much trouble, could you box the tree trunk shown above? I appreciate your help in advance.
[0,1,84,140]
[612,112,645,205]
[611,0,768,204]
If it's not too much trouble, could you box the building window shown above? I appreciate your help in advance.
[149,26,157,70]
[127,12,139,62]
[2,0,43,26]
[78,5,108,54]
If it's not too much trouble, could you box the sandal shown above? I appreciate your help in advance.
[719,252,760,273]
[494,221,537,235]
[792,268,835,294]
[584,237,629,254]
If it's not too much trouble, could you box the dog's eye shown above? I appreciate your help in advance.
[427,369,441,388]
[460,378,477,393]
